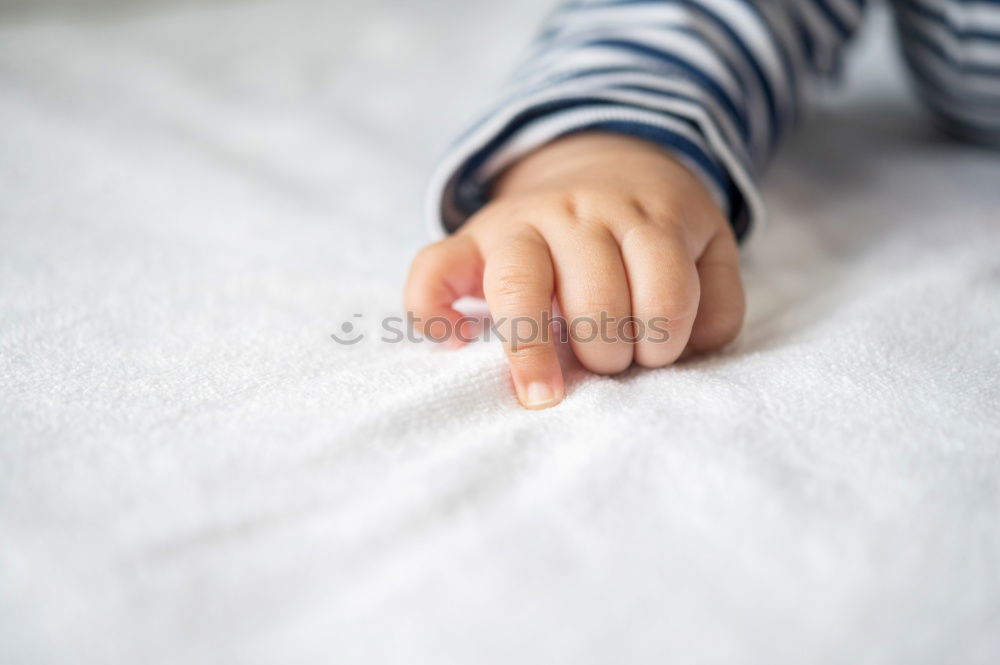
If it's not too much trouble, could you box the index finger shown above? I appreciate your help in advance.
[482,228,564,409]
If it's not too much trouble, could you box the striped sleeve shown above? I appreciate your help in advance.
[892,0,1000,146]
[426,0,869,242]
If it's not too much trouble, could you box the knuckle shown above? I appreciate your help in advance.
[618,219,664,249]
[486,268,537,301]
[553,189,619,227]
[627,196,652,221]
[507,341,552,362]
[569,305,621,323]
[625,193,682,226]
[639,292,699,324]
[671,296,702,322]
[633,192,682,223]
[560,188,600,217]
[559,191,582,222]
[563,309,622,349]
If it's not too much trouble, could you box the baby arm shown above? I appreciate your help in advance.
[405,132,742,408]
[409,0,867,409]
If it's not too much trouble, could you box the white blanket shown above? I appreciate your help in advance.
[1,1,998,663]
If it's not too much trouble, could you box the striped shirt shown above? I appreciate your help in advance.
[427,0,1000,242]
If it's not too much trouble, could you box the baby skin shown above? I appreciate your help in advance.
[404,132,745,409]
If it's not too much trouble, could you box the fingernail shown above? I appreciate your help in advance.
[524,381,559,409]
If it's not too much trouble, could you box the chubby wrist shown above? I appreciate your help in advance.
[490,131,723,219]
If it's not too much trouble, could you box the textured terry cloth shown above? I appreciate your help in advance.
[427,0,1000,241]
[1,2,999,665]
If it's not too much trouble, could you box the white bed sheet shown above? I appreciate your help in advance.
[1,1,998,663]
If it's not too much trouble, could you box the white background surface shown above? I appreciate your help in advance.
[1,1,998,663]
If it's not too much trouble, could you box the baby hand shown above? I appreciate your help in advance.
[405,132,744,409]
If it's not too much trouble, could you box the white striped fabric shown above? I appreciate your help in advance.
[427,0,1000,241]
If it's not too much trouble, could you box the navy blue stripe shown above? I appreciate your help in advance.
[586,38,751,137]
[522,65,751,146]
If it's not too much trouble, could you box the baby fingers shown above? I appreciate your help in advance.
[482,227,565,409]
[403,234,483,346]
